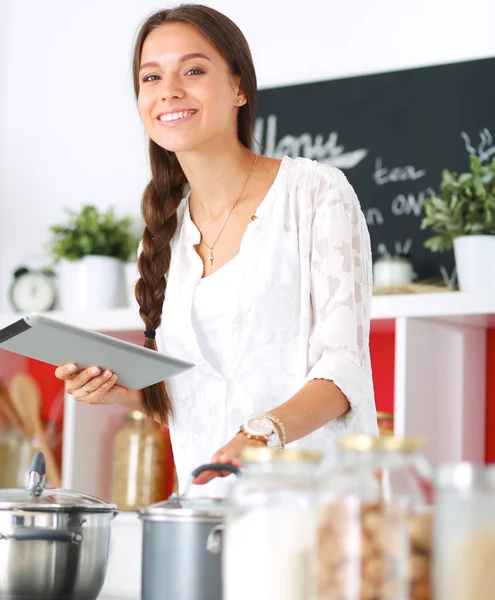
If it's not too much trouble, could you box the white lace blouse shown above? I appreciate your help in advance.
[156,155,378,498]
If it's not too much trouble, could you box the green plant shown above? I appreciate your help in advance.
[421,155,495,252]
[49,205,140,263]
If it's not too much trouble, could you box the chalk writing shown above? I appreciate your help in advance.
[254,115,368,168]
[376,238,413,257]
[461,128,495,163]
[391,189,433,217]
[366,208,384,227]
[439,265,457,288]
[373,157,426,185]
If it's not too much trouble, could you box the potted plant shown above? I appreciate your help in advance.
[421,154,495,292]
[48,205,140,310]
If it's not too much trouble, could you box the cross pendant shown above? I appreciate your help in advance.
[208,253,214,266]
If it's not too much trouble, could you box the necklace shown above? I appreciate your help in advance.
[200,153,259,266]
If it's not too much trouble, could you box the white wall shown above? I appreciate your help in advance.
[0,0,494,312]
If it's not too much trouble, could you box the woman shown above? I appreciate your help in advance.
[56,4,378,497]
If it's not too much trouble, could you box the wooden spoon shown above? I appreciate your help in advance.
[9,373,62,488]
[0,376,24,431]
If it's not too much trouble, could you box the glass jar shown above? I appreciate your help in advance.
[224,447,323,600]
[434,463,495,600]
[317,435,433,600]
[111,410,169,511]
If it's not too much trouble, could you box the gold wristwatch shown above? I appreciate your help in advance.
[239,415,282,449]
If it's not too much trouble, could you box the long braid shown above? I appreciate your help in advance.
[136,142,186,425]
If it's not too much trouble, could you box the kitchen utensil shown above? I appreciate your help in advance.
[139,462,239,600]
[0,375,32,488]
[0,451,117,600]
[9,372,61,487]
[0,375,24,431]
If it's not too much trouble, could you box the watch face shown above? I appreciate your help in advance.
[10,272,57,312]
[246,416,274,437]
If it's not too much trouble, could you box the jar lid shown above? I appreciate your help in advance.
[376,411,394,420]
[124,410,147,421]
[139,495,227,522]
[436,463,493,490]
[0,451,116,513]
[339,434,425,452]
[240,447,323,463]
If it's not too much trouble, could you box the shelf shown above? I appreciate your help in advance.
[1,291,495,333]
[372,291,495,327]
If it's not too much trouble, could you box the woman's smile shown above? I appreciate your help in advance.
[156,109,199,126]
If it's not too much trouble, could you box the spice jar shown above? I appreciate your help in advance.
[434,463,495,600]
[224,447,323,600]
[111,410,169,511]
[317,435,433,600]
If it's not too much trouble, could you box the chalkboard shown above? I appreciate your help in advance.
[255,57,495,283]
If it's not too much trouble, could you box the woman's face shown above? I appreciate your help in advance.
[137,22,244,154]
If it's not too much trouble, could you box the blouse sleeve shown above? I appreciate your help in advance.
[303,172,374,428]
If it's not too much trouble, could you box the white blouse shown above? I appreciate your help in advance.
[191,256,242,374]
[157,155,378,498]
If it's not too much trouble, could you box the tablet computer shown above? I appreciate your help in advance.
[0,313,194,390]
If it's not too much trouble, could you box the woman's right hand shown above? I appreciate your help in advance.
[55,364,136,407]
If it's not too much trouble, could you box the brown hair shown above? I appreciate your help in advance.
[132,5,257,425]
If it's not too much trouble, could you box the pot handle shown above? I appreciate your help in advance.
[191,463,240,480]
[206,524,224,555]
[3,528,83,544]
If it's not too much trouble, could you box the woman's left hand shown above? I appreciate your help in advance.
[192,432,265,485]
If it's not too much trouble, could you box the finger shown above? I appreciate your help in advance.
[77,373,117,405]
[54,363,78,380]
[66,366,102,395]
[192,471,215,485]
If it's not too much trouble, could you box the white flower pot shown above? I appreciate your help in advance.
[124,262,140,311]
[57,255,126,311]
[453,235,495,292]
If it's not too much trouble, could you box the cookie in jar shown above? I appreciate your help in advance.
[111,410,170,511]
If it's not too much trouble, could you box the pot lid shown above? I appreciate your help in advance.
[0,452,116,513]
[139,462,240,521]
[139,494,227,521]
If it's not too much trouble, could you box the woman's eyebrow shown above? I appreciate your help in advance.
[140,53,211,71]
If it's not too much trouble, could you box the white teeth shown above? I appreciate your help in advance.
[159,111,194,122]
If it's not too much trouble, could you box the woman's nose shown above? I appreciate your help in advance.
[159,75,184,101]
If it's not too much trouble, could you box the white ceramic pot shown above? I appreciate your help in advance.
[124,261,140,311]
[453,235,495,292]
[373,255,416,287]
[57,255,126,311]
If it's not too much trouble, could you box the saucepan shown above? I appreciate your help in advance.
[0,452,117,600]
[139,462,240,600]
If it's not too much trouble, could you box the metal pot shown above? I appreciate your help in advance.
[139,463,239,600]
[0,452,117,600]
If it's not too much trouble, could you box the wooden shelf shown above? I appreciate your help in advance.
[1,291,495,333]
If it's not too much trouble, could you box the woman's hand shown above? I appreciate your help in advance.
[193,432,265,485]
[55,363,137,407]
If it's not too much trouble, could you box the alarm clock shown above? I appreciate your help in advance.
[9,266,57,313]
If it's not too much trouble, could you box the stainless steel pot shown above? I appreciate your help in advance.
[139,463,239,600]
[0,452,117,600]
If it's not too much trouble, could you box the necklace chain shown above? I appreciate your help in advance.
[201,153,259,266]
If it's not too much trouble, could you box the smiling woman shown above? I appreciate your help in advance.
[55,4,378,500]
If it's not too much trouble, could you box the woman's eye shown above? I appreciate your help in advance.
[142,74,160,83]
[186,67,204,76]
